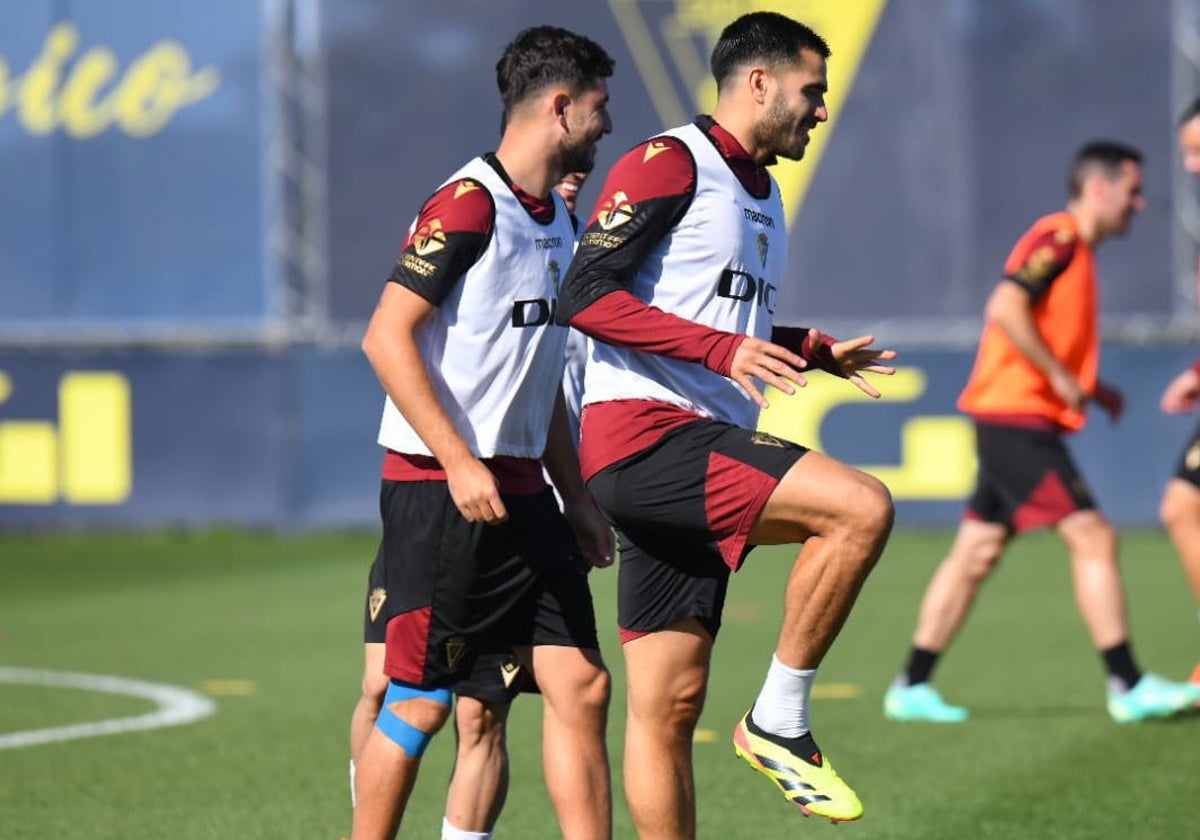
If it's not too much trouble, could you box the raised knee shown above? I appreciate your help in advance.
[840,474,895,551]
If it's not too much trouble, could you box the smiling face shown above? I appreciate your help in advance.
[559,78,612,174]
[554,170,589,214]
[752,48,829,161]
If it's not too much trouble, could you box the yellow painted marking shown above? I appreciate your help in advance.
[693,728,719,743]
[198,680,258,696]
[811,683,862,700]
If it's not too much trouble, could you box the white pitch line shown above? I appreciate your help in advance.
[0,667,217,750]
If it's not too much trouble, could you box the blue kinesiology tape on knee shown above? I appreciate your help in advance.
[383,680,453,706]
[375,707,435,757]
[375,680,452,757]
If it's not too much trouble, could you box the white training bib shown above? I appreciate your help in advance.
[378,157,576,458]
[584,123,788,428]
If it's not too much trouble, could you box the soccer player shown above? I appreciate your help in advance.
[347,173,596,840]
[1158,98,1200,687]
[350,27,615,840]
[558,12,896,833]
[885,142,1200,725]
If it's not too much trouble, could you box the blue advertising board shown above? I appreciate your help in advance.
[320,0,1177,331]
[0,1,268,330]
[2,344,1198,529]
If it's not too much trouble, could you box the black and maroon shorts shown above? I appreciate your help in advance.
[364,550,537,703]
[965,422,1095,532]
[586,420,808,641]
[370,480,598,690]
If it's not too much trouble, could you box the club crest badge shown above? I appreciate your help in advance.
[367,588,387,622]
[597,191,635,231]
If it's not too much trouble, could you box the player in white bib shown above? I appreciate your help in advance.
[349,169,600,840]
[559,11,896,832]
[350,26,616,840]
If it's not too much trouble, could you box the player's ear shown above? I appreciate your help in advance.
[553,92,571,128]
[748,66,770,105]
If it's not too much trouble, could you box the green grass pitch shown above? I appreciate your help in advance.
[1,528,1196,838]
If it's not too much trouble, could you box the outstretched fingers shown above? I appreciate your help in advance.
[732,338,808,408]
[833,336,898,377]
[847,374,883,399]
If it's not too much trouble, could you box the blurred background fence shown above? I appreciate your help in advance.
[4,0,1200,528]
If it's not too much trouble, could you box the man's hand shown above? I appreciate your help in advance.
[1091,380,1124,423]
[563,498,615,570]
[810,330,898,398]
[444,456,508,524]
[1161,367,1200,414]
[1048,368,1088,413]
[730,337,808,408]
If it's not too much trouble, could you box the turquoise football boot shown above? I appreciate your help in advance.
[1107,673,1200,723]
[883,681,969,723]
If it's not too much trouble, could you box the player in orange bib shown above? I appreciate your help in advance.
[885,141,1200,724]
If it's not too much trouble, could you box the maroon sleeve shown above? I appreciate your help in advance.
[571,291,746,377]
[558,137,744,372]
[1002,228,1077,303]
[388,178,494,305]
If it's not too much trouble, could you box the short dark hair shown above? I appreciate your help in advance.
[1179,97,1200,128]
[1068,141,1143,197]
[496,26,614,118]
[710,12,830,89]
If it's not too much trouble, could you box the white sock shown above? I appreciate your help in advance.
[348,759,356,808]
[750,655,816,738]
[442,817,492,840]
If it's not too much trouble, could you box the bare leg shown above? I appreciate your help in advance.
[350,643,388,767]
[1160,478,1200,608]
[911,520,1009,652]
[749,452,894,669]
[351,695,451,840]
[523,644,611,840]
[621,621,711,840]
[445,696,511,833]
[1057,510,1126,649]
